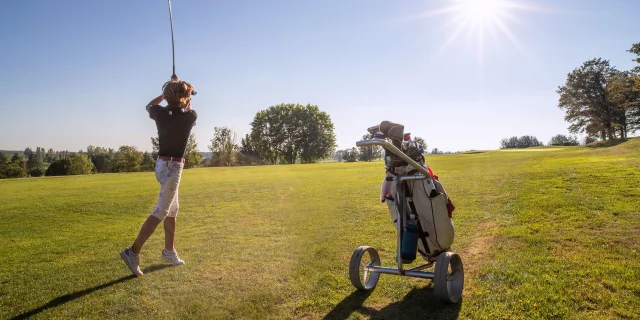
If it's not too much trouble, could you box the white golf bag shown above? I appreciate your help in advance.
[382,165,455,259]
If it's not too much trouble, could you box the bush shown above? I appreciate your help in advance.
[46,159,71,176]
[500,136,544,149]
[549,134,579,146]
[29,167,46,177]
[68,154,95,175]
[111,146,143,172]
[4,164,28,178]
[342,148,359,162]
[140,152,156,171]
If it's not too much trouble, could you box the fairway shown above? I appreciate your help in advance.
[1,140,639,320]
[498,148,563,152]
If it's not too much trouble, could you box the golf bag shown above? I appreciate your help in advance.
[383,168,454,258]
[374,121,455,259]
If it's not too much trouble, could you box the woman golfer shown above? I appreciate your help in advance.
[121,77,197,276]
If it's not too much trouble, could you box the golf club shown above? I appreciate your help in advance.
[167,0,196,95]
[167,0,176,78]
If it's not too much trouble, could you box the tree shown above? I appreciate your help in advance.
[4,164,28,178]
[87,146,114,173]
[23,147,33,157]
[629,43,640,74]
[628,43,640,130]
[46,159,71,176]
[45,148,55,164]
[68,154,95,175]
[35,147,45,163]
[250,104,336,164]
[151,137,160,159]
[27,153,40,171]
[549,134,579,146]
[0,153,8,179]
[296,105,336,163]
[500,136,543,149]
[184,133,202,169]
[26,153,45,177]
[209,127,239,166]
[333,150,345,162]
[9,153,28,178]
[56,151,70,161]
[583,136,597,145]
[358,134,383,162]
[111,146,143,172]
[431,148,441,154]
[342,148,359,162]
[11,153,25,166]
[414,136,428,153]
[1,153,27,178]
[141,152,156,171]
[29,166,46,177]
[557,58,621,140]
[238,134,262,165]
[607,71,640,137]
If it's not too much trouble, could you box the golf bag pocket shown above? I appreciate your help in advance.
[411,179,455,253]
[427,192,454,250]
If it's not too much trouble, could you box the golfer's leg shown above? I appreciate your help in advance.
[132,184,173,253]
[132,215,162,254]
[164,179,180,251]
[164,216,176,251]
[132,160,176,253]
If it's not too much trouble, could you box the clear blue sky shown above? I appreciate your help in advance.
[1,0,638,152]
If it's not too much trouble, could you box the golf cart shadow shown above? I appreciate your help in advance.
[11,264,172,320]
[323,285,462,320]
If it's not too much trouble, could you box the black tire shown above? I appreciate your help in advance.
[349,246,381,291]
[433,251,464,303]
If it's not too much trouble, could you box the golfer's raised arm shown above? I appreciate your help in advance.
[146,95,164,112]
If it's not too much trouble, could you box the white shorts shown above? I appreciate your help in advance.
[151,159,184,220]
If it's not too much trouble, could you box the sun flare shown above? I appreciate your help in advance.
[421,0,538,61]
[457,0,506,23]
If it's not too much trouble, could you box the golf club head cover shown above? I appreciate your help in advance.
[379,121,404,149]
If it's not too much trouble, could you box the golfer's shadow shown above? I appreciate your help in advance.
[323,285,462,320]
[11,264,172,320]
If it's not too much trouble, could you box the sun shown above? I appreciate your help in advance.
[457,0,505,23]
[419,0,537,61]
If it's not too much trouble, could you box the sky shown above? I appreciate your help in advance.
[1,0,638,153]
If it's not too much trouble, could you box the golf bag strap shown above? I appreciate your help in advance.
[406,190,431,256]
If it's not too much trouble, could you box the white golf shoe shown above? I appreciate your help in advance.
[161,248,185,266]
[120,247,143,276]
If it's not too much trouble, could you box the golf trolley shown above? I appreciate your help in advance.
[348,123,464,303]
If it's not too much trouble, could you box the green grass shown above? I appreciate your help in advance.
[1,139,639,319]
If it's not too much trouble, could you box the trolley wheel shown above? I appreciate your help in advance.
[349,246,381,291]
[433,251,464,303]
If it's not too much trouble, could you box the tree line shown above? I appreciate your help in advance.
[333,134,428,162]
[557,43,640,140]
[1,103,337,178]
[0,134,202,179]
[0,148,97,179]
[499,134,594,149]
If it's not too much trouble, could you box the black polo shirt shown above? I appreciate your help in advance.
[148,105,197,158]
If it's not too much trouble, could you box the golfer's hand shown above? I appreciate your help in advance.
[148,95,164,107]
[171,74,179,81]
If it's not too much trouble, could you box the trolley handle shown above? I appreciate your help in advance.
[356,139,431,178]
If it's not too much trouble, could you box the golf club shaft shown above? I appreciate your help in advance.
[168,0,176,77]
